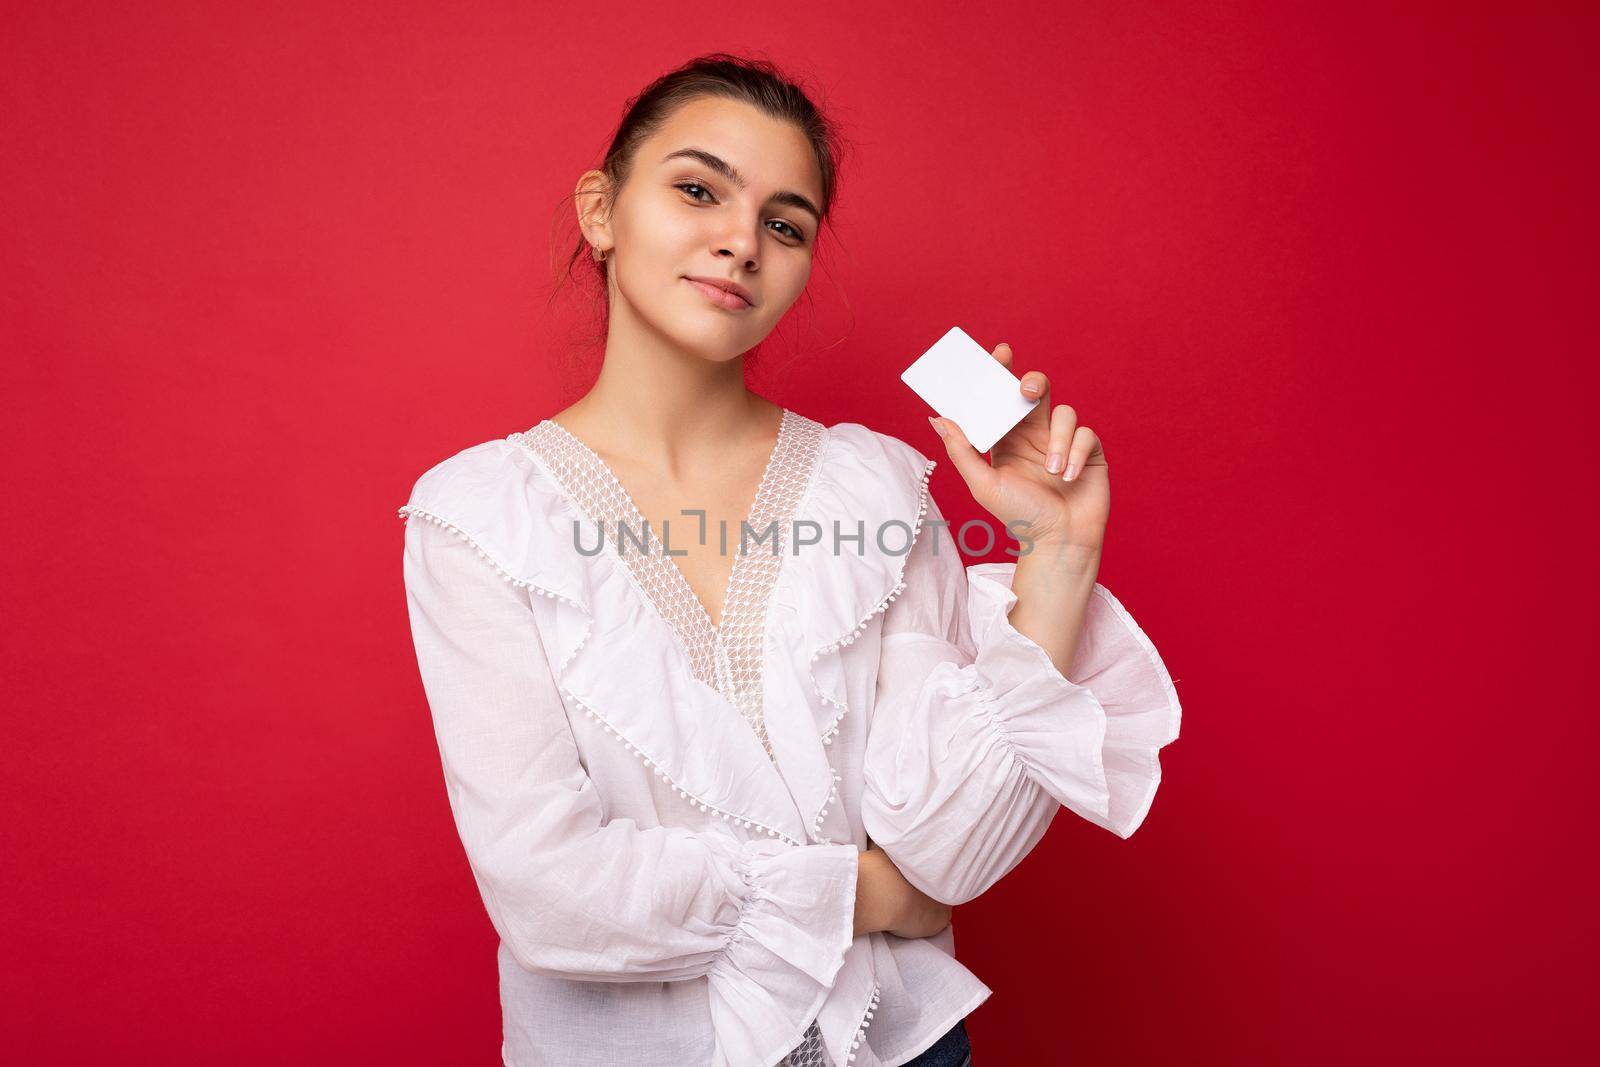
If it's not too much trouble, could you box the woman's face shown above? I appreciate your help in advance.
[579,95,824,361]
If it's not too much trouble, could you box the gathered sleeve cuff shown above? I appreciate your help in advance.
[964,560,1181,838]
[401,512,857,1067]
[706,838,859,1067]
[861,494,1180,906]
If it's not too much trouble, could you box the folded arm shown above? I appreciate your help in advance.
[861,495,1181,906]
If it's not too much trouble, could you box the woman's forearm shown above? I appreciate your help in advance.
[853,849,888,937]
[1006,543,1102,681]
[853,845,952,937]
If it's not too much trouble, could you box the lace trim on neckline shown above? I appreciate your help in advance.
[508,409,826,764]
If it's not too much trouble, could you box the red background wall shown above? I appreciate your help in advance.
[3,2,1594,1062]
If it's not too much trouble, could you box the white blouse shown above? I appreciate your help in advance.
[398,409,1181,1067]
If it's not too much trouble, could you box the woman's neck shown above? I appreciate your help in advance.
[554,359,780,483]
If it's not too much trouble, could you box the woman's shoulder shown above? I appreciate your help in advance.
[400,431,538,519]
[813,415,936,491]
[397,426,585,595]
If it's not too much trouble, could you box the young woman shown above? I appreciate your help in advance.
[399,53,1180,1067]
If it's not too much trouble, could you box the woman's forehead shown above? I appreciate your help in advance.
[648,99,822,198]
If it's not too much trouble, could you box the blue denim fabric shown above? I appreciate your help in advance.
[900,1016,972,1067]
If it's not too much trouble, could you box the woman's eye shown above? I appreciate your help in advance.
[769,220,805,243]
[677,181,806,244]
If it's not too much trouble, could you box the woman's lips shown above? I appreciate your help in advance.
[684,277,754,311]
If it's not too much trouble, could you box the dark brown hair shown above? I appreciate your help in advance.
[548,52,853,355]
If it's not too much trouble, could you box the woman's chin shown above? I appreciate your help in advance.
[660,318,757,361]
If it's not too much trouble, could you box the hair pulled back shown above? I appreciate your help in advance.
[550,53,849,319]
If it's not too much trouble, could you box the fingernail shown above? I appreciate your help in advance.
[1046,452,1064,474]
[1064,462,1079,481]
[928,416,947,438]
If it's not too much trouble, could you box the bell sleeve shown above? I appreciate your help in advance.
[861,494,1181,906]
[402,514,859,1067]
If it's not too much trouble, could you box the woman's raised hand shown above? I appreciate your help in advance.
[927,341,1109,556]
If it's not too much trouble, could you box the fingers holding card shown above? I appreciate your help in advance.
[901,326,1040,453]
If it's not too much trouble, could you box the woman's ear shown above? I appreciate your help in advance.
[574,169,614,255]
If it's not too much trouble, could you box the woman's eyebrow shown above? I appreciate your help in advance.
[660,147,821,222]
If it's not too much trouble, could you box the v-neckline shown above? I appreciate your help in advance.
[541,408,792,635]
[512,407,827,762]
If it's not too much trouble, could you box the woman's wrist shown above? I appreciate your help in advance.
[853,848,898,936]
[1015,538,1102,577]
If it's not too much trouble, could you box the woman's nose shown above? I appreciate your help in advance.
[716,219,761,265]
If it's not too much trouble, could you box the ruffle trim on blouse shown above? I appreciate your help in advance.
[846,984,882,1065]
[399,502,809,848]
[964,562,1183,839]
[399,438,812,846]
[813,455,936,745]
[764,424,942,853]
[706,838,859,1067]
[395,505,591,669]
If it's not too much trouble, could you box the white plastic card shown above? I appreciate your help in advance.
[899,326,1039,452]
